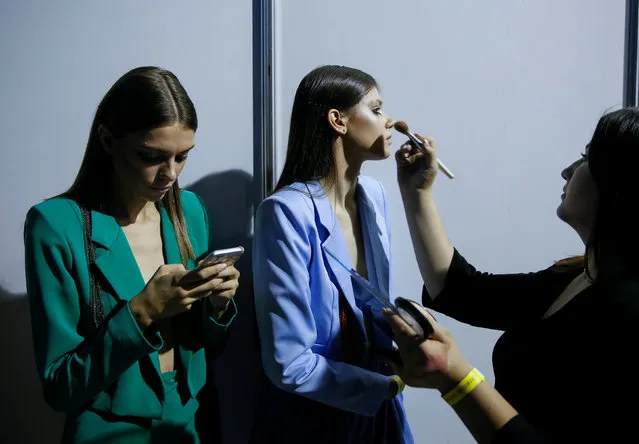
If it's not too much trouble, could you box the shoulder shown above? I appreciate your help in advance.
[358,175,388,211]
[591,277,639,339]
[601,278,639,315]
[179,189,205,215]
[178,189,208,245]
[25,197,82,239]
[257,183,315,223]
[358,175,385,194]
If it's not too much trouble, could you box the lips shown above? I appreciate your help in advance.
[150,184,172,192]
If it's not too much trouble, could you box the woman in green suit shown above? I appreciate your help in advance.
[24,66,240,443]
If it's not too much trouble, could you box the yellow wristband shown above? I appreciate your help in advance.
[391,375,406,396]
[442,368,485,406]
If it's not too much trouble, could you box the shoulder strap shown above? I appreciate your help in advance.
[81,205,104,329]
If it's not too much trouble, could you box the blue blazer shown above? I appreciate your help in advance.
[253,176,412,441]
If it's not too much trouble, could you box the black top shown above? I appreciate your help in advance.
[423,250,639,443]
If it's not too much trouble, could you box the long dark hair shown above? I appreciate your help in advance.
[583,107,639,281]
[273,65,377,193]
[60,66,198,264]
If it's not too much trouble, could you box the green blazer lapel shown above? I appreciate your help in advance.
[91,210,146,302]
[90,209,165,395]
[160,205,199,396]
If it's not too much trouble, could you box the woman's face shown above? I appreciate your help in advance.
[556,146,598,241]
[342,87,394,160]
[102,123,195,203]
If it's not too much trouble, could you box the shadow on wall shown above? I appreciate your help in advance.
[186,169,265,444]
[0,287,64,444]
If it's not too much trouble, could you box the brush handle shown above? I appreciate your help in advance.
[436,159,455,179]
[403,131,455,179]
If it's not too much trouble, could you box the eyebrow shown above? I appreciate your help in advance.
[369,99,383,107]
[139,145,195,154]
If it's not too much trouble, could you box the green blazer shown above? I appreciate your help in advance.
[24,190,237,442]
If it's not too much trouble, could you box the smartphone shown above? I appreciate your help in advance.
[196,246,245,270]
[180,246,244,286]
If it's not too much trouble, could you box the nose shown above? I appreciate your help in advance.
[386,116,394,129]
[561,159,579,181]
[161,160,178,182]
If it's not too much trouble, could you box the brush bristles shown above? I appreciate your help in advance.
[393,120,410,135]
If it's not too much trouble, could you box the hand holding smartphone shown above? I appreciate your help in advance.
[179,246,244,286]
[196,246,245,270]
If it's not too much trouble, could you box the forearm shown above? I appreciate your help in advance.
[437,364,518,444]
[401,188,454,298]
[42,301,163,411]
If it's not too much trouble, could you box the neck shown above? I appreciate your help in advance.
[110,177,156,225]
[576,224,597,279]
[323,139,362,209]
[584,245,598,281]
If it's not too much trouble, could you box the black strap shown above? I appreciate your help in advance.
[81,205,104,329]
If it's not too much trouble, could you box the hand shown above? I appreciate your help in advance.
[129,263,229,328]
[395,133,439,194]
[205,264,240,314]
[383,302,472,393]
[181,258,240,314]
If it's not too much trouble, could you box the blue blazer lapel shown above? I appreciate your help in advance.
[357,182,391,298]
[302,182,367,334]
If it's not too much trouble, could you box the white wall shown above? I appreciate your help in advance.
[273,1,624,442]
[0,2,257,443]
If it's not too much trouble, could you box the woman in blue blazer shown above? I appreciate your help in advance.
[252,65,414,443]
[24,67,240,443]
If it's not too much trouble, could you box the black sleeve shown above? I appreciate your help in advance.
[492,415,545,444]
[423,249,578,330]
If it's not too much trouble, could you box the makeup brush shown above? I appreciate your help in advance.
[393,121,454,179]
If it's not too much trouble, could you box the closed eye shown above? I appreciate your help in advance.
[137,151,166,164]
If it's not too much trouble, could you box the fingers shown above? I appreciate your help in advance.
[192,264,239,281]
[382,308,423,349]
[413,133,435,149]
[215,265,240,280]
[210,278,239,295]
[178,263,228,288]
[184,272,239,300]
[194,263,229,280]
[395,144,425,167]
[405,301,450,341]
[158,263,187,279]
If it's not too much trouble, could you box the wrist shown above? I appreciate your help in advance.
[208,296,230,319]
[441,367,486,407]
[387,378,399,399]
[129,293,154,330]
[436,360,474,395]
[401,187,434,206]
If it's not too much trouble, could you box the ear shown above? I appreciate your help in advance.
[97,124,115,154]
[327,109,348,136]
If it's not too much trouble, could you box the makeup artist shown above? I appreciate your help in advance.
[385,107,639,443]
